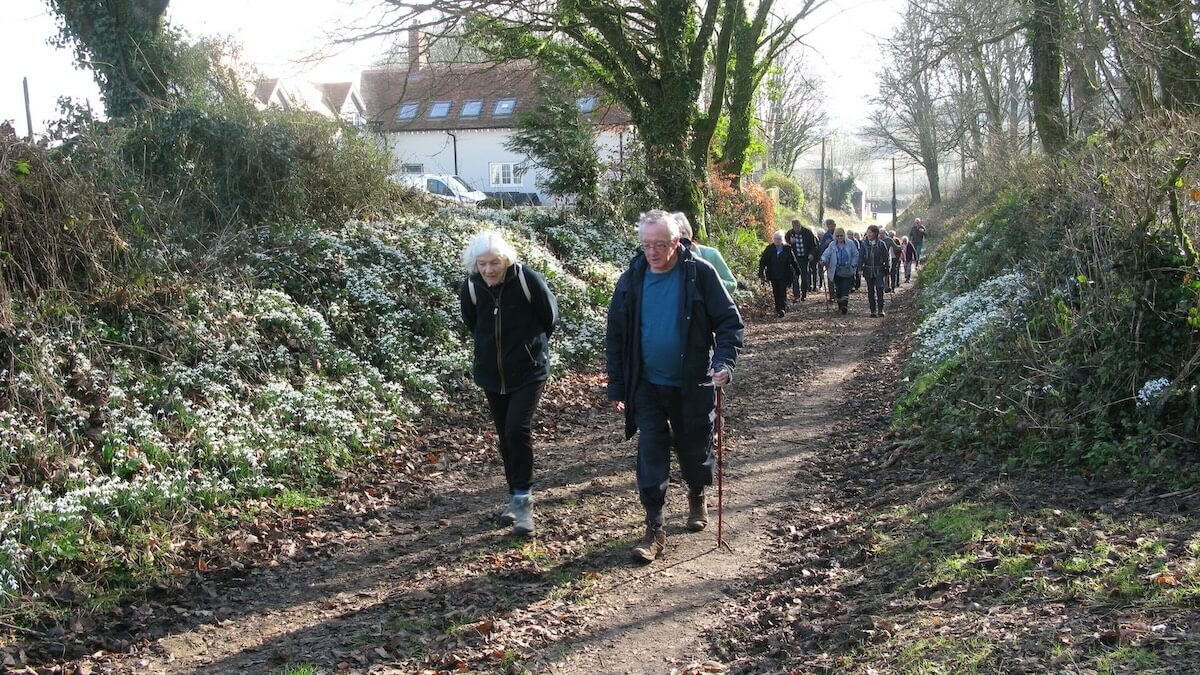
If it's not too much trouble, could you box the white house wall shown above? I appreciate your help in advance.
[383,127,630,203]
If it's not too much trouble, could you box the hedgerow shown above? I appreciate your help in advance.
[898,113,1200,481]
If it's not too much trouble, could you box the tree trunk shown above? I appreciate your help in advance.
[719,0,760,187]
[1134,0,1200,111]
[925,159,942,205]
[638,106,706,236]
[1027,0,1069,154]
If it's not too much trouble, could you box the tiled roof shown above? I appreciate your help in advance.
[360,63,631,133]
[253,78,280,106]
[317,82,355,113]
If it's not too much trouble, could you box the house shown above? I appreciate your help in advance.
[360,32,632,205]
[253,78,366,125]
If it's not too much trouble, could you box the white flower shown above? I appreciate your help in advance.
[1136,378,1171,408]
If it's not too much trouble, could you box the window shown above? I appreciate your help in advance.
[429,101,451,118]
[400,163,424,174]
[489,162,520,187]
[427,178,454,196]
[395,102,419,120]
[493,98,516,117]
[461,100,483,117]
[576,96,596,114]
[451,175,477,192]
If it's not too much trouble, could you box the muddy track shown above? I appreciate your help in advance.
[71,281,918,675]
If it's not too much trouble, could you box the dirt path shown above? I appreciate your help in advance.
[78,280,917,675]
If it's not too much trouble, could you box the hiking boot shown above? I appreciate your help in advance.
[630,525,667,564]
[511,494,534,536]
[879,310,886,317]
[870,311,877,317]
[499,496,518,526]
[776,309,785,317]
[686,492,708,531]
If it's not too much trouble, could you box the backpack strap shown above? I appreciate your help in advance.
[515,263,532,303]
[467,278,478,305]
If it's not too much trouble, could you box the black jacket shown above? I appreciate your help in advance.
[758,244,801,283]
[785,227,818,260]
[859,238,892,277]
[460,264,558,394]
[606,245,744,439]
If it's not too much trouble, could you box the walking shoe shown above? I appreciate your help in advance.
[870,311,877,317]
[879,310,886,317]
[776,309,785,317]
[631,525,667,563]
[686,491,709,531]
[499,496,518,526]
[511,494,534,536]
[839,299,848,314]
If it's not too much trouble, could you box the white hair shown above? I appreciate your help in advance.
[638,209,681,240]
[772,229,786,243]
[671,212,693,239]
[462,230,518,274]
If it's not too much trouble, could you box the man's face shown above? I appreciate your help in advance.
[792,223,802,231]
[867,229,878,241]
[641,221,679,273]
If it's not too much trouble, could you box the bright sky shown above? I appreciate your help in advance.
[1,0,899,136]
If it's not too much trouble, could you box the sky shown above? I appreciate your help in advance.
[2,0,901,136]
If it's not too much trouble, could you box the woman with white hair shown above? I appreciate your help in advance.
[459,230,558,536]
[671,212,737,295]
[758,230,801,317]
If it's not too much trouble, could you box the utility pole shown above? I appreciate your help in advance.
[817,138,826,226]
[23,77,34,140]
[891,158,897,232]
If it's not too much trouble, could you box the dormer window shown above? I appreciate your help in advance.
[395,102,419,120]
[577,96,596,114]
[429,101,452,118]
[493,98,516,117]
[461,100,483,117]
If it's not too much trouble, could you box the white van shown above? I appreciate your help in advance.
[393,173,488,207]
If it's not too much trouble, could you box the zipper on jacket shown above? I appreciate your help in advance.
[493,283,506,394]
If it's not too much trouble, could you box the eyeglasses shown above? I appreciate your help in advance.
[641,241,675,252]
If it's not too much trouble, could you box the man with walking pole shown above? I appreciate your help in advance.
[606,210,744,564]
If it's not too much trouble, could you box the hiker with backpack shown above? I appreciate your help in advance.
[459,230,559,537]
[860,225,891,317]
[758,230,802,317]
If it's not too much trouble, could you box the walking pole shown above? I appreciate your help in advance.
[715,385,732,552]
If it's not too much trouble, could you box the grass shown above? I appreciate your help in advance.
[273,489,332,512]
[1095,645,1161,672]
[274,665,321,675]
[893,636,997,674]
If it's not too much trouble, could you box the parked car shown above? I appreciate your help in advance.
[392,173,488,207]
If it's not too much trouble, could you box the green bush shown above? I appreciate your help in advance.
[899,113,1200,480]
[759,169,806,212]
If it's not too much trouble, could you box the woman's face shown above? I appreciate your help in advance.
[476,252,508,286]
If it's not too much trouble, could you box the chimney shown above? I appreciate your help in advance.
[407,25,427,73]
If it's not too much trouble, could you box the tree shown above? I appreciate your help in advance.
[346,0,822,235]
[46,0,177,117]
[862,5,961,205]
[1027,0,1069,154]
[505,82,603,213]
[718,1,821,185]
[760,52,827,177]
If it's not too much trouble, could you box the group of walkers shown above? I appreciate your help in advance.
[458,210,923,564]
[759,217,925,317]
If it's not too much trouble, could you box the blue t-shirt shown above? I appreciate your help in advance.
[641,265,684,387]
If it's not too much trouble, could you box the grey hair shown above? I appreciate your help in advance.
[671,211,694,239]
[772,229,786,243]
[462,230,518,274]
[638,209,681,240]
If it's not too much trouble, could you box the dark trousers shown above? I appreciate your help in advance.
[485,381,545,493]
[904,259,914,281]
[866,272,886,313]
[770,278,789,312]
[890,261,901,289]
[833,275,853,301]
[791,258,811,298]
[633,379,716,527]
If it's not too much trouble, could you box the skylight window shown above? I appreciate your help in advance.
[461,100,483,117]
[493,98,516,116]
[395,102,419,120]
[576,96,597,114]
[429,101,451,118]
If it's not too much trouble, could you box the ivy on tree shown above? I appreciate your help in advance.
[46,0,177,117]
